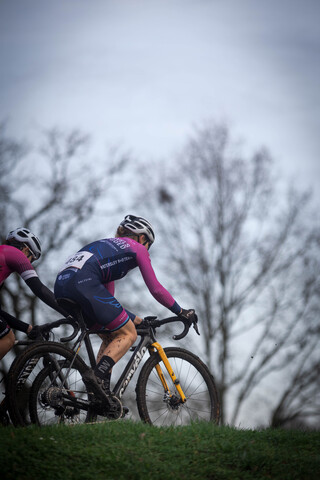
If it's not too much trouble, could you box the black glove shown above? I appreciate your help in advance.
[27,325,42,340]
[179,309,199,334]
[179,308,196,321]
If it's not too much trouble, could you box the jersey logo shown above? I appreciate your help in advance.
[93,295,121,308]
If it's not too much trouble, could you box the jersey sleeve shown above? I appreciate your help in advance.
[0,308,30,333]
[5,248,38,282]
[135,244,181,315]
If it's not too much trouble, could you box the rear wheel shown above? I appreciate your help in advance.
[30,358,91,425]
[136,347,220,426]
[7,342,92,426]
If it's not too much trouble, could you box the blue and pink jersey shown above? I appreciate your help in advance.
[55,237,181,331]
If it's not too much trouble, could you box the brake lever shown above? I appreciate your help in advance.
[190,312,200,335]
[193,322,200,335]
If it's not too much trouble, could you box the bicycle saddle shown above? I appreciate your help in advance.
[56,297,83,318]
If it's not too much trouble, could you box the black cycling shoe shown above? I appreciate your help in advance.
[82,369,111,401]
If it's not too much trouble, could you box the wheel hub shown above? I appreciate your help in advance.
[163,392,182,411]
[41,386,63,407]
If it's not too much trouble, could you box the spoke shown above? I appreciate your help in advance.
[141,352,216,426]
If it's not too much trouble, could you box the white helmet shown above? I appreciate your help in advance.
[120,215,155,245]
[6,227,42,260]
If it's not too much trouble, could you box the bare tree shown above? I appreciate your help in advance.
[0,123,130,326]
[269,237,320,429]
[138,121,320,427]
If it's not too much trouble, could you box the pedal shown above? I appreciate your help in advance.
[90,394,123,420]
[106,396,123,420]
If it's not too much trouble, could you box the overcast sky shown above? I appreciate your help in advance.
[1,0,319,196]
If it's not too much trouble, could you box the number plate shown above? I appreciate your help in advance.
[60,251,93,271]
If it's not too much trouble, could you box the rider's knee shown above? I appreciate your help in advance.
[126,323,137,346]
[6,330,15,349]
[0,330,15,359]
[124,327,137,347]
[130,328,138,344]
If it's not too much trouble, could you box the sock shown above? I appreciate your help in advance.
[94,355,115,380]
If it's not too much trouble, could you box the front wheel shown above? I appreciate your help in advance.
[136,347,220,426]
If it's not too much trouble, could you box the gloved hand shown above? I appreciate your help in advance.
[27,325,42,340]
[179,308,196,321]
[179,308,199,334]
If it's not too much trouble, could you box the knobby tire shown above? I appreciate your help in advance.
[6,342,93,426]
[136,347,220,427]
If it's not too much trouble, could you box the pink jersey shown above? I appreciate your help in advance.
[0,245,38,286]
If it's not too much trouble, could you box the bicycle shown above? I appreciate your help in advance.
[6,299,220,427]
[1,317,78,426]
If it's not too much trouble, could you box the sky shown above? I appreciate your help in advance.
[1,0,320,198]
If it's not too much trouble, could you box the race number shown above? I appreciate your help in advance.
[59,251,93,272]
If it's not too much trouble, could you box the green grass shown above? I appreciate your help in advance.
[1,421,319,480]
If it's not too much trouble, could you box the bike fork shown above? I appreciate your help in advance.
[149,343,186,403]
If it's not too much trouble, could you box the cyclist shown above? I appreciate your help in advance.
[0,227,68,360]
[54,214,196,400]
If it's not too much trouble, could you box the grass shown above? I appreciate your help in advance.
[1,421,319,480]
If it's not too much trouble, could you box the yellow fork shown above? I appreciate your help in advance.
[148,343,186,403]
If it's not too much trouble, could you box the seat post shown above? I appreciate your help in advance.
[57,297,97,367]
[84,335,97,368]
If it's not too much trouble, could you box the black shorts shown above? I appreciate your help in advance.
[0,315,11,339]
[54,266,130,332]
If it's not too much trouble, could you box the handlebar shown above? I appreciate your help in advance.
[137,312,200,341]
[24,313,198,344]
[37,316,80,342]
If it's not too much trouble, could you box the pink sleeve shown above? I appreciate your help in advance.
[134,244,179,312]
[5,247,38,281]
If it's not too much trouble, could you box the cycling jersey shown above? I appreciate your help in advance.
[0,244,38,286]
[0,244,67,337]
[0,245,38,336]
[54,237,181,331]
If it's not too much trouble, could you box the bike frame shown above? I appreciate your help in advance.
[69,326,187,403]
[5,318,190,425]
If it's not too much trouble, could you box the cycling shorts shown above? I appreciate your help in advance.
[54,266,130,332]
[0,316,11,339]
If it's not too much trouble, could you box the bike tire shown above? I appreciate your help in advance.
[6,342,95,426]
[136,347,220,426]
[29,357,92,426]
[6,342,49,426]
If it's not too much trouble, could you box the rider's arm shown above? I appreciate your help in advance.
[4,246,68,318]
[0,308,30,333]
[5,248,66,316]
[135,244,181,315]
[25,277,68,317]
